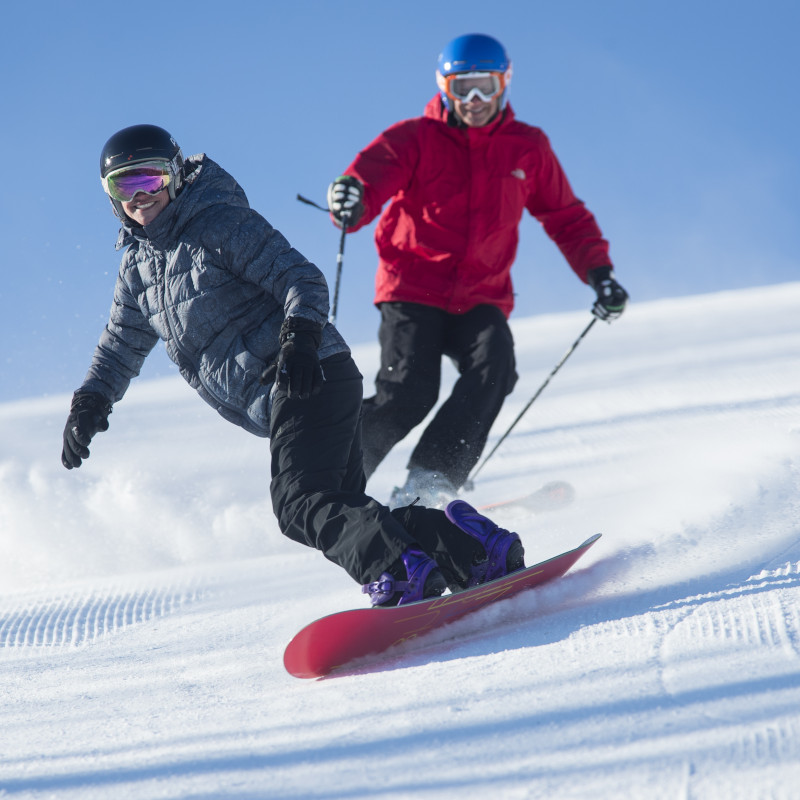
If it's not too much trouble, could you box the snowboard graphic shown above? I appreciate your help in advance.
[284,532,601,679]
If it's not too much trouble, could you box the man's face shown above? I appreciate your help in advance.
[453,94,501,128]
[445,71,503,127]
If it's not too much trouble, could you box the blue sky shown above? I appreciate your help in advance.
[2,0,798,403]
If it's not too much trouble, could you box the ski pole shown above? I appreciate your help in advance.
[329,215,349,326]
[296,193,348,326]
[470,316,598,481]
[296,193,328,213]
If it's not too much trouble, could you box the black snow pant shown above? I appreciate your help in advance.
[361,303,518,488]
[269,352,483,587]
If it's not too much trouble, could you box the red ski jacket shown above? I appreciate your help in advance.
[344,96,612,318]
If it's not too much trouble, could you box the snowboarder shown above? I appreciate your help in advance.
[61,124,525,608]
[328,33,629,508]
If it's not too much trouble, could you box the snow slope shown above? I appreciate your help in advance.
[1,283,800,799]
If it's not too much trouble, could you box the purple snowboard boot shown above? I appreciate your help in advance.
[362,546,447,607]
[445,500,525,588]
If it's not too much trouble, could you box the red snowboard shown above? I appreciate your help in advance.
[284,532,601,679]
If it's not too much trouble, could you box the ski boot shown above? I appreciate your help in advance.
[362,546,447,607]
[445,500,525,588]
[389,468,458,510]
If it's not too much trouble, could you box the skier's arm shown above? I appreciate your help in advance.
[337,119,422,232]
[80,272,160,403]
[524,131,612,283]
[63,267,158,469]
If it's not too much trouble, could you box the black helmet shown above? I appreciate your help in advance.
[100,124,185,220]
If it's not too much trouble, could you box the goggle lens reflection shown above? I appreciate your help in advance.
[103,161,172,202]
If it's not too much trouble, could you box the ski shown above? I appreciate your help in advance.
[390,479,575,513]
[477,480,574,513]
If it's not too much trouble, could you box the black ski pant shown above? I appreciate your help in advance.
[361,303,518,488]
[269,352,482,587]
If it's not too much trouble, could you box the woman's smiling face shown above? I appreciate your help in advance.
[121,188,170,226]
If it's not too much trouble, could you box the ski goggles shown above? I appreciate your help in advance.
[102,160,173,202]
[436,70,507,103]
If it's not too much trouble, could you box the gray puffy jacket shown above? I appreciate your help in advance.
[79,155,349,436]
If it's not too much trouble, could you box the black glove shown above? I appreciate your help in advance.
[271,317,325,400]
[588,266,629,322]
[327,175,364,228]
[61,391,112,469]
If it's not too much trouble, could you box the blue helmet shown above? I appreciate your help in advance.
[436,34,512,111]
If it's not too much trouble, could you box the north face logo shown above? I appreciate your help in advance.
[511,168,526,180]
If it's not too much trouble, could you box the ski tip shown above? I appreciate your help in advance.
[581,533,602,547]
[543,480,575,493]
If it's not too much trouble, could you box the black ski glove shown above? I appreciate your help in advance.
[588,266,629,322]
[327,175,364,228]
[271,317,325,400]
[61,391,113,469]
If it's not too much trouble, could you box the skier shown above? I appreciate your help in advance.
[61,123,525,608]
[328,33,629,508]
